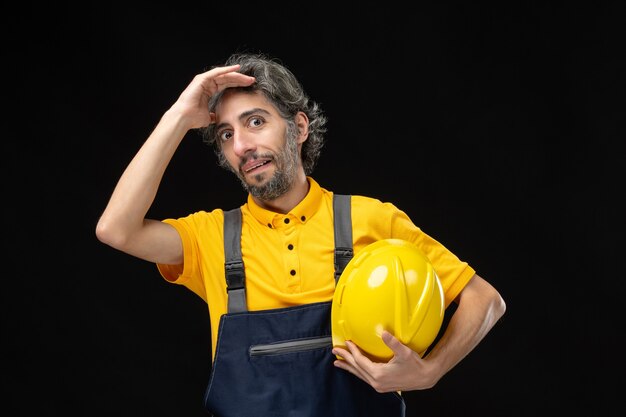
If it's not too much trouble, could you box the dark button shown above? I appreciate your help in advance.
[284,218,290,224]
[288,244,294,250]
[268,223,272,228]
[301,216,306,221]
[290,269,296,276]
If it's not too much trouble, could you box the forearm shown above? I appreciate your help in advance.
[96,109,192,246]
[423,275,506,384]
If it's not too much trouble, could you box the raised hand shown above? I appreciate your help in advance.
[171,64,256,129]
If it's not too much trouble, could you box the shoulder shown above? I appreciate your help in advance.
[166,208,226,230]
[315,179,406,219]
[350,194,403,213]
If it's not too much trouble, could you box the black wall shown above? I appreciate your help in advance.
[5,3,624,416]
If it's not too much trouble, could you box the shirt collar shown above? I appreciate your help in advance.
[247,177,323,229]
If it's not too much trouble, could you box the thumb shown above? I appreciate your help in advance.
[381,330,413,360]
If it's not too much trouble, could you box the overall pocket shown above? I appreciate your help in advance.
[249,336,332,356]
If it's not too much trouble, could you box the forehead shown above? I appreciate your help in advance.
[214,90,278,122]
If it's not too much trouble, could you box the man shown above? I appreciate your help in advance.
[96,52,506,416]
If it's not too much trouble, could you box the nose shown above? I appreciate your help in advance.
[231,130,256,157]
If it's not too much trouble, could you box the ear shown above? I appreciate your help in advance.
[295,111,309,144]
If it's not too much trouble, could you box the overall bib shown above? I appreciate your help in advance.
[204,195,406,417]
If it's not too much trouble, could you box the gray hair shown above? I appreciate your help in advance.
[200,52,327,175]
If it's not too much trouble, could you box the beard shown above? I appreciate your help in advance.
[220,126,300,201]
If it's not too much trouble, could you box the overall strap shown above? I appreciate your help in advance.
[223,194,354,313]
[333,194,354,283]
[223,208,247,313]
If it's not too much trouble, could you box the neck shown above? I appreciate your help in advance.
[252,172,309,214]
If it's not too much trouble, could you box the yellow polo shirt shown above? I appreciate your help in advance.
[157,177,475,359]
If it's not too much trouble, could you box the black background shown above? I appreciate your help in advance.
[5,2,625,416]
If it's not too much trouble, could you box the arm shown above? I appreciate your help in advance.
[95,65,255,265]
[332,273,506,393]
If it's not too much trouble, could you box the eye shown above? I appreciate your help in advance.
[219,130,233,142]
[248,117,264,128]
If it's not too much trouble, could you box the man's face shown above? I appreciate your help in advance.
[213,90,300,201]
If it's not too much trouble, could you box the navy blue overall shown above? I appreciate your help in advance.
[203,194,406,417]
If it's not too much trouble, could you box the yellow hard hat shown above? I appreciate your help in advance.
[331,239,444,362]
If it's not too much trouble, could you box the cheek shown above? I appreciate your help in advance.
[220,145,239,167]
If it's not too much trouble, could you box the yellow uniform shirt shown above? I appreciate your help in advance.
[157,177,475,359]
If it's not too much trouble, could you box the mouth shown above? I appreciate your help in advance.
[242,158,272,175]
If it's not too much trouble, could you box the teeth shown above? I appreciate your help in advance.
[246,161,269,173]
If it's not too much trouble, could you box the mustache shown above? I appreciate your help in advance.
[239,152,274,171]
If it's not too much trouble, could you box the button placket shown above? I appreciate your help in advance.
[282,220,300,290]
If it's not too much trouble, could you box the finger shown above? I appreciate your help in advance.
[332,350,370,383]
[381,331,414,361]
[332,346,350,360]
[333,345,362,374]
[215,72,256,90]
[205,64,242,77]
[343,340,383,383]
[345,340,374,366]
[207,64,254,85]
[197,64,254,94]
